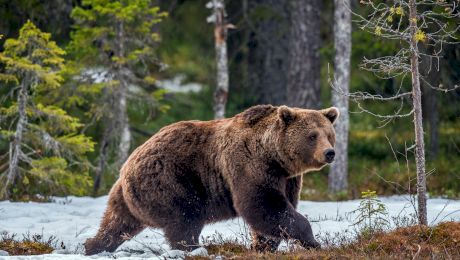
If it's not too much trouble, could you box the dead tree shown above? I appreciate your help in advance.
[334,0,460,225]
[408,0,427,226]
[207,0,231,119]
[6,78,28,198]
[329,0,352,194]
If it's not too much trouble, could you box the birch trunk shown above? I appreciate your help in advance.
[329,0,351,193]
[409,0,428,225]
[212,0,229,119]
[287,0,322,109]
[5,79,28,199]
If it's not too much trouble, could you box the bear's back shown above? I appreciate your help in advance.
[121,119,231,176]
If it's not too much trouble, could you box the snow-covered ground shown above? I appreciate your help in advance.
[0,195,459,259]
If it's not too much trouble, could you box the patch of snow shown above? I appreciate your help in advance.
[79,68,113,84]
[160,250,185,259]
[0,250,9,256]
[156,75,202,93]
[0,195,459,259]
[189,247,208,257]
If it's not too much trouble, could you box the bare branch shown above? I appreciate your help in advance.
[420,76,460,92]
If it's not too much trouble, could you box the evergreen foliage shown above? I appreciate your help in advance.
[67,0,169,116]
[0,21,94,199]
[350,190,390,233]
[66,0,168,194]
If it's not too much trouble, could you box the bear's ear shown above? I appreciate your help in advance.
[321,107,340,124]
[278,106,296,125]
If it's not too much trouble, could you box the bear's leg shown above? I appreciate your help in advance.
[251,231,281,252]
[285,175,302,208]
[233,183,320,249]
[85,182,145,255]
[250,176,303,252]
[164,222,203,251]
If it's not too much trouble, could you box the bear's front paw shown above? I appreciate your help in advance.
[84,237,103,255]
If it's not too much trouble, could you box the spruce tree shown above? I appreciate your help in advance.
[0,21,95,200]
[68,0,167,194]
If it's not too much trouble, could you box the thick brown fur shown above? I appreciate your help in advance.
[84,105,340,254]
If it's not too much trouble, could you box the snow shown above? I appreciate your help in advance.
[0,195,459,259]
[156,75,202,93]
[189,247,208,257]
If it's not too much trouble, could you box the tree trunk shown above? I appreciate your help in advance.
[117,79,131,166]
[246,0,289,105]
[5,80,28,199]
[409,0,427,225]
[93,126,112,196]
[211,0,229,119]
[287,0,322,109]
[329,0,351,193]
[115,21,131,167]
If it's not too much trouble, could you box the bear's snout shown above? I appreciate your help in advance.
[324,149,335,163]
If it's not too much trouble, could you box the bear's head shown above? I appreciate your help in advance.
[267,106,340,176]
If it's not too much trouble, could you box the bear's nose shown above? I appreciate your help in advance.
[324,149,335,163]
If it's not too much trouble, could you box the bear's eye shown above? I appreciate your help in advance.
[309,134,317,141]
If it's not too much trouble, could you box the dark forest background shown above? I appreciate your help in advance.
[0,0,459,200]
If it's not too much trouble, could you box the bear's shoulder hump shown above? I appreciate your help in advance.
[238,105,277,126]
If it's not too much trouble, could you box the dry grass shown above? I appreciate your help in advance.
[188,221,460,259]
[206,242,251,258]
[0,232,61,255]
[2,222,459,258]
[345,221,460,258]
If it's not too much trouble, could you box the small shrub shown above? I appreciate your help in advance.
[349,190,390,234]
[0,232,62,256]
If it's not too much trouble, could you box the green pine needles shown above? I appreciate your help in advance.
[0,21,95,200]
[350,190,390,234]
[0,0,169,198]
[67,0,168,194]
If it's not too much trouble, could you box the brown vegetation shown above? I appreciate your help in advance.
[190,221,460,259]
[0,232,57,256]
[2,221,459,258]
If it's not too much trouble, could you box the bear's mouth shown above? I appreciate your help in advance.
[325,157,334,164]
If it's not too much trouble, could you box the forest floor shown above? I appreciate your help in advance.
[0,196,459,259]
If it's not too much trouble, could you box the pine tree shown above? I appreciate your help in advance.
[68,0,167,194]
[350,190,389,233]
[0,21,95,200]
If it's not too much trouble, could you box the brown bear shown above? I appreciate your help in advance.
[84,105,339,255]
